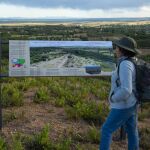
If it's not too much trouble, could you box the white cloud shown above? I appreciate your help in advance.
[1,0,150,10]
[0,3,150,18]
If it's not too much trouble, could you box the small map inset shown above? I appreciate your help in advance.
[11,58,25,68]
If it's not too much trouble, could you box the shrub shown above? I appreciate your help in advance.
[1,84,23,107]
[74,101,97,121]
[13,79,32,91]
[74,101,108,124]
[54,97,66,107]
[138,108,150,121]
[3,112,17,125]
[73,124,100,144]
[139,128,150,150]
[0,137,7,150]
[86,124,100,144]
[65,101,109,124]
[55,137,72,150]
[33,86,49,103]
[65,106,79,120]
[25,125,53,150]
[11,133,24,150]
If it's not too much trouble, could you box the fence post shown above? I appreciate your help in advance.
[0,32,2,131]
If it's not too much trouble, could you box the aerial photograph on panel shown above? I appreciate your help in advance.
[30,46,115,71]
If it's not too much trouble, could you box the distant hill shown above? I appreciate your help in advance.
[0,17,150,23]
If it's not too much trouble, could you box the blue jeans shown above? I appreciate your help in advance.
[100,104,139,150]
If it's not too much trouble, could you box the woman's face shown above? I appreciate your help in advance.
[114,46,123,59]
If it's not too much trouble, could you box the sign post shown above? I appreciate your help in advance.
[0,32,2,130]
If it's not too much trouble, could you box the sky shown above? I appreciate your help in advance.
[0,0,150,18]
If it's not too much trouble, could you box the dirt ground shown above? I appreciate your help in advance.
[1,88,150,150]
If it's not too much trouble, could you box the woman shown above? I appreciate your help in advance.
[100,37,140,150]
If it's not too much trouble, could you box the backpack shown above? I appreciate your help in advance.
[117,57,150,103]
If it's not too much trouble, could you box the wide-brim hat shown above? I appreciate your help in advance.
[113,37,141,55]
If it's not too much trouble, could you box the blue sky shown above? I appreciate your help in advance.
[29,41,112,48]
[0,0,150,18]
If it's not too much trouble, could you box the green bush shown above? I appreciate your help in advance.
[73,124,100,144]
[55,137,72,150]
[0,137,7,150]
[64,106,79,120]
[138,108,150,121]
[1,84,23,107]
[36,77,53,86]
[13,79,32,91]
[97,103,109,124]
[74,101,98,121]
[12,133,24,150]
[25,125,53,150]
[69,124,100,149]
[3,112,17,125]
[33,86,49,103]
[139,128,150,150]
[64,93,81,107]
[65,101,109,124]
[75,101,108,123]
[54,97,66,107]
[86,124,100,144]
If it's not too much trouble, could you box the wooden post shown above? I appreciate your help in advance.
[0,32,2,130]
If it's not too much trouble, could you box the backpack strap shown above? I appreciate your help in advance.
[116,58,143,112]
[116,57,131,87]
[116,57,140,102]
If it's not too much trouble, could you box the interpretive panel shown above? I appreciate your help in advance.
[9,40,115,76]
